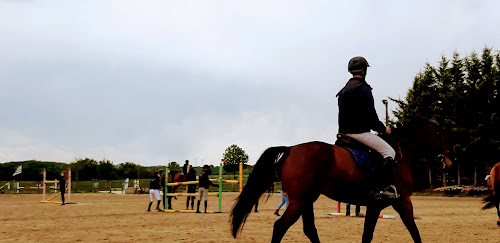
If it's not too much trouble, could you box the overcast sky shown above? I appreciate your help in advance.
[1,1,499,166]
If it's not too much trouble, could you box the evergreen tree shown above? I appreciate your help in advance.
[393,47,500,188]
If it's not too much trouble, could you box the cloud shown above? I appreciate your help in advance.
[0,1,499,165]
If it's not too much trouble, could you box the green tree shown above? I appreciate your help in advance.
[168,162,180,172]
[222,144,249,178]
[118,162,140,179]
[71,158,98,181]
[393,47,500,188]
[97,159,117,180]
[392,63,440,127]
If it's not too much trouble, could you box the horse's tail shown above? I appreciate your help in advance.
[230,146,290,238]
[483,178,499,210]
[482,194,498,210]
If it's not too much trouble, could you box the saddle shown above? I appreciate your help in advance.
[335,134,385,172]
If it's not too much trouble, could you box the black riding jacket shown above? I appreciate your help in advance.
[149,175,161,190]
[186,171,197,192]
[199,170,214,189]
[337,77,385,134]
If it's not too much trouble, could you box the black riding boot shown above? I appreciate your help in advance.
[371,157,399,200]
[191,197,195,210]
[156,200,164,212]
[167,196,172,209]
[147,202,153,212]
[204,200,208,213]
[196,200,201,213]
[186,197,190,210]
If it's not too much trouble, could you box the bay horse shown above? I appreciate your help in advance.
[164,171,185,210]
[483,162,500,226]
[231,120,452,243]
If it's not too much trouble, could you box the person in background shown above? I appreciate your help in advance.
[196,165,218,213]
[485,166,492,186]
[182,160,189,175]
[147,171,164,212]
[274,189,288,216]
[59,171,68,206]
[186,167,197,210]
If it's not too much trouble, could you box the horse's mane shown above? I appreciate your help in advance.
[392,118,436,139]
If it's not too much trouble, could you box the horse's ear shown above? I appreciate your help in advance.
[429,115,439,126]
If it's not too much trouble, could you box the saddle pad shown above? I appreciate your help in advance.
[345,147,373,171]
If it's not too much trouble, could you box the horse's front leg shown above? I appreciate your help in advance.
[496,202,500,226]
[361,205,382,243]
[392,197,422,243]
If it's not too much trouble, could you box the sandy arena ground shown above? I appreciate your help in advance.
[0,193,498,243]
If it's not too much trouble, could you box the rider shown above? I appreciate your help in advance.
[196,165,218,213]
[337,56,398,200]
[147,171,164,212]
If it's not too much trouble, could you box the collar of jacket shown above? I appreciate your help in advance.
[336,77,371,97]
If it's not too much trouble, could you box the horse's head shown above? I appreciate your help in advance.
[427,120,452,168]
[396,118,452,168]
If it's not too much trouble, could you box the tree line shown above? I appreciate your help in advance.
[393,46,499,188]
[0,159,161,181]
[0,144,251,182]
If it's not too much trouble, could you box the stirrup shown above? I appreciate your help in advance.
[372,185,399,200]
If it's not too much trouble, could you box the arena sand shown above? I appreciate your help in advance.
[0,193,498,242]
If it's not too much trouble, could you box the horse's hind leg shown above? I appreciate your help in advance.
[272,200,304,243]
[302,203,320,243]
[392,198,422,243]
[361,205,382,243]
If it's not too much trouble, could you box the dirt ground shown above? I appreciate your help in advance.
[0,193,498,243]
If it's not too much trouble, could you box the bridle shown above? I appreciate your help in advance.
[430,121,450,169]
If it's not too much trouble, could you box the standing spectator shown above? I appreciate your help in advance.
[274,189,288,216]
[196,165,218,213]
[186,167,197,210]
[59,171,68,206]
[148,171,164,212]
[182,160,190,175]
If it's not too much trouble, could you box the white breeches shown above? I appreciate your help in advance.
[149,189,161,201]
[346,132,396,159]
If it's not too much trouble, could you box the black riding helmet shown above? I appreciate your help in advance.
[348,56,370,73]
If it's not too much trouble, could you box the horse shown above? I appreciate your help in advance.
[231,120,452,243]
[483,162,500,227]
[164,171,186,210]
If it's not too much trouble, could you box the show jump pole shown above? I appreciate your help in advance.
[68,168,71,202]
[218,159,224,213]
[42,169,46,201]
[239,162,243,193]
[165,166,169,205]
